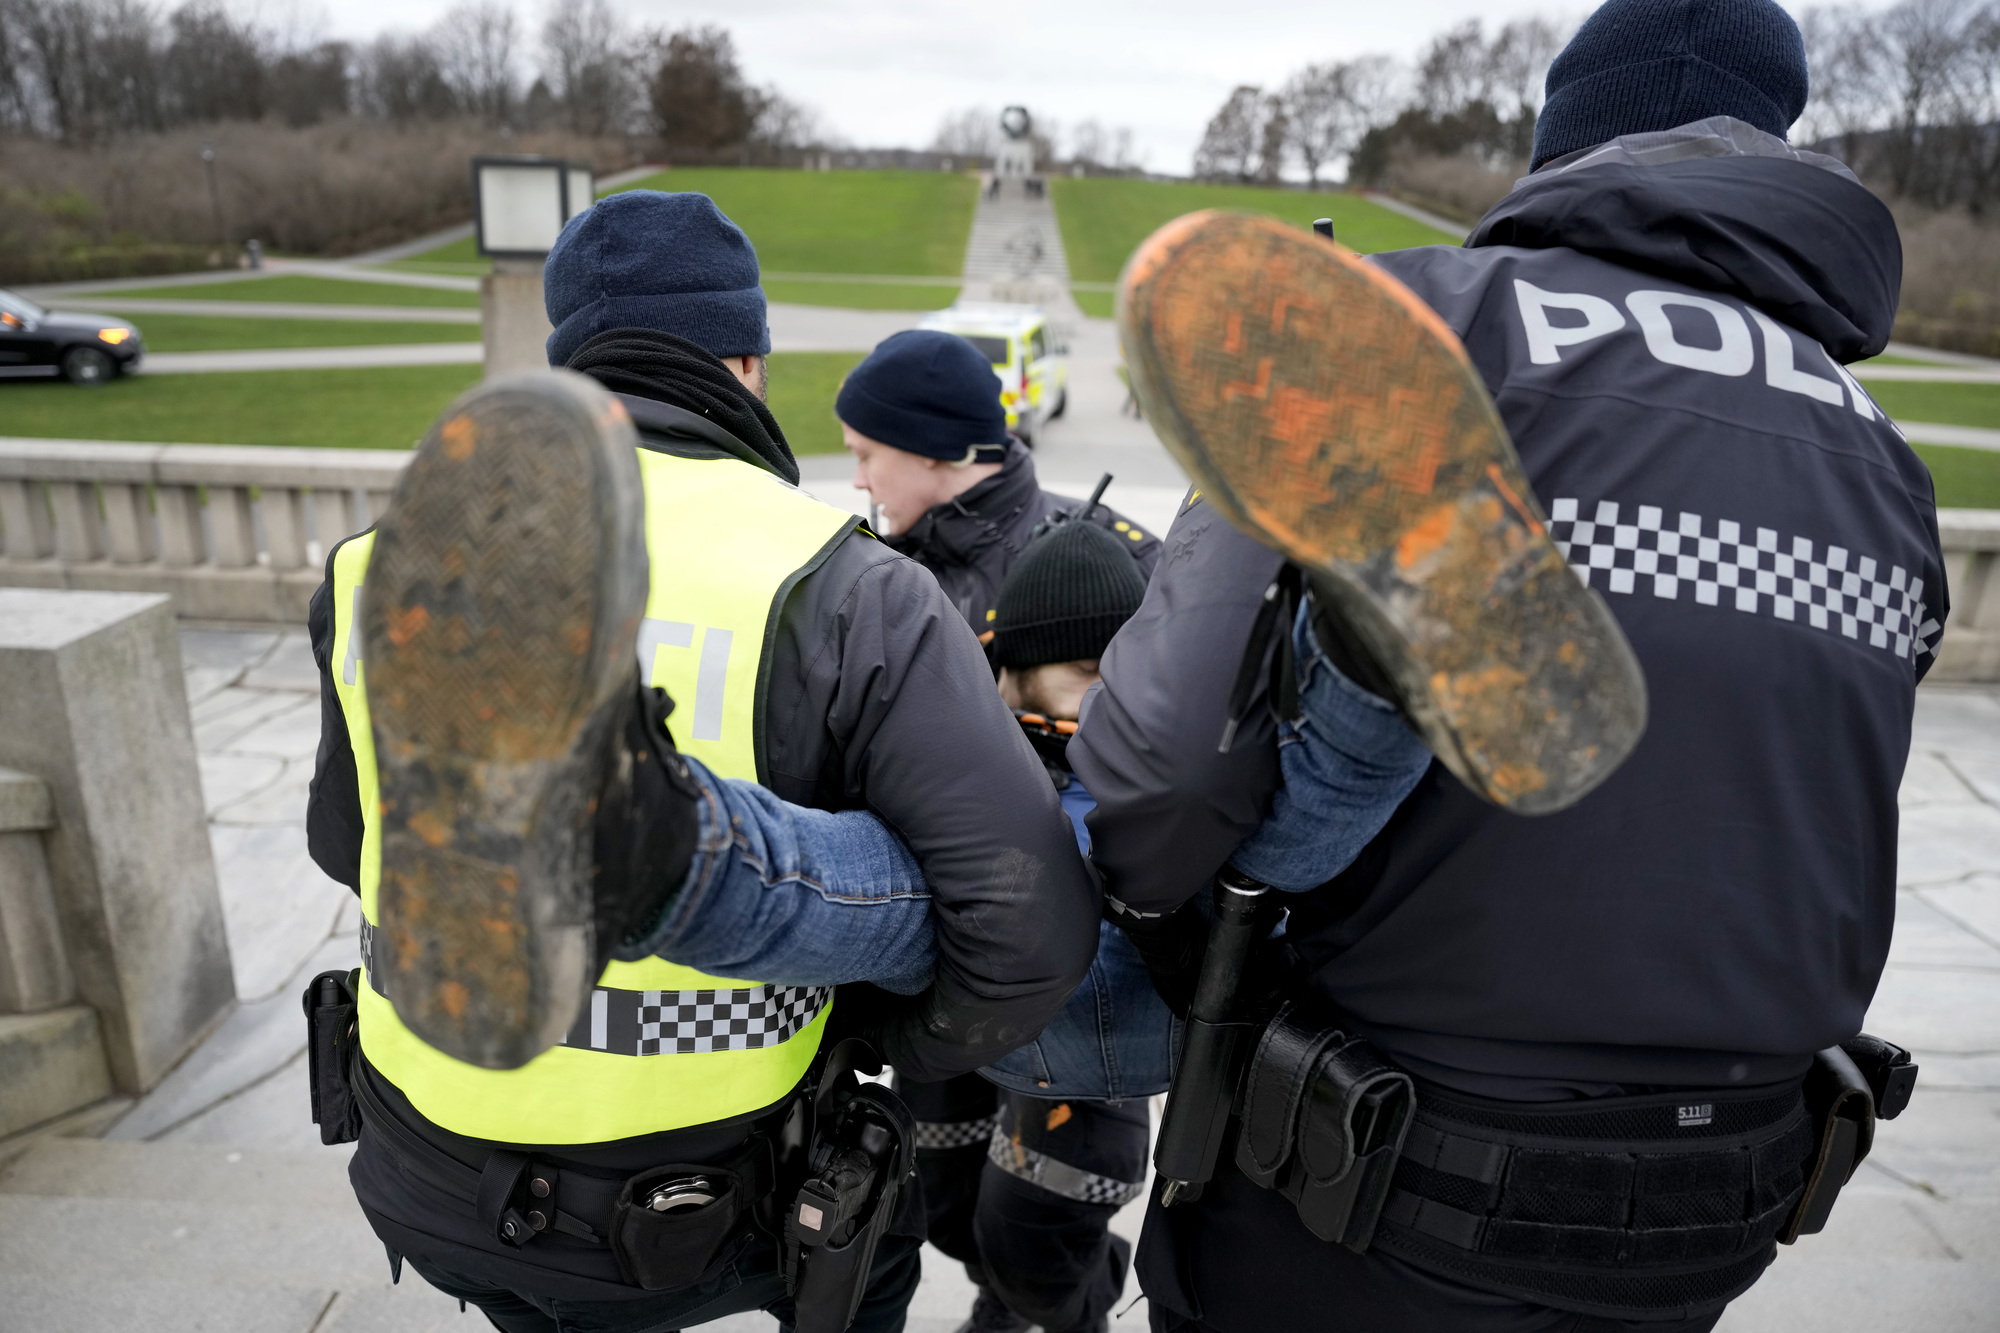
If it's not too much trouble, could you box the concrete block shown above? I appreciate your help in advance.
[0,766,74,1013]
[0,1007,113,1138]
[0,768,54,832]
[482,266,551,380]
[0,828,75,1013]
[0,590,235,1093]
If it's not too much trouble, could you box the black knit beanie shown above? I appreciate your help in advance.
[993,520,1148,670]
[836,330,1009,460]
[1531,0,1808,170]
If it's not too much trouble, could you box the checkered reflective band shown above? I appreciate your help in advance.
[560,982,831,1056]
[357,920,828,1056]
[986,1126,1146,1207]
[913,1116,998,1151]
[1548,499,1940,661]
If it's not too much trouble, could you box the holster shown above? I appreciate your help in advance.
[1779,1035,1915,1243]
[302,968,363,1146]
[1234,1001,1415,1253]
[609,1144,770,1290]
[784,1040,917,1333]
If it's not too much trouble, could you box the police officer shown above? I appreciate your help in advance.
[1072,1,1939,1329]
[836,329,1161,632]
[305,191,1100,1331]
[833,331,1160,1333]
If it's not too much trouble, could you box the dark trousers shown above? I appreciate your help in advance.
[904,1073,1149,1333]
[1138,1157,1727,1333]
[405,1232,922,1333]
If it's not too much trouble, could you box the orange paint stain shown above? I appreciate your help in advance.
[1223,357,1273,403]
[1268,385,1336,447]
[406,808,452,848]
[1396,505,1458,571]
[1223,312,1244,355]
[438,979,469,1018]
[1485,463,1545,537]
[386,604,431,647]
[1046,1103,1073,1131]
[440,415,477,460]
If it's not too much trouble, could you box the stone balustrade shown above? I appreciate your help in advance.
[3,437,2000,682]
[0,438,409,622]
[1933,509,2000,682]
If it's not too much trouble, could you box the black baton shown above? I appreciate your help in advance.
[1154,867,1271,1206]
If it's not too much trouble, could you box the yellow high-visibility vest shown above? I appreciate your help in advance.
[332,449,859,1144]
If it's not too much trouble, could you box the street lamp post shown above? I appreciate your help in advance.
[200,141,227,248]
[472,156,595,380]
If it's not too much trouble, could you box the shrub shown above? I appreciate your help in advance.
[0,118,645,270]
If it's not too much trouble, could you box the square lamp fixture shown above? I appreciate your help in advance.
[473,156,596,259]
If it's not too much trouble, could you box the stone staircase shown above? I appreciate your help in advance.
[959,178,1082,330]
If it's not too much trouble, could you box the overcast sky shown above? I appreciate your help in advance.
[302,0,1826,173]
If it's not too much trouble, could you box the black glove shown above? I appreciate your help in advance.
[1109,892,1297,1021]
[1108,897,1212,1020]
[592,682,704,970]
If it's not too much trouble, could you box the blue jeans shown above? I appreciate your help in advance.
[620,764,936,995]
[617,605,1429,1041]
[1227,605,1433,892]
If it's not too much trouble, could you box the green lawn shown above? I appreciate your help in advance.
[768,352,865,455]
[128,314,478,352]
[400,168,980,279]
[81,275,480,308]
[1050,179,1462,290]
[1073,290,1116,319]
[763,279,958,312]
[1858,353,1953,367]
[1866,381,2000,430]
[0,365,477,448]
[1915,445,2000,508]
[0,351,856,454]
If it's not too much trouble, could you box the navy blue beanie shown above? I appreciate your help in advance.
[1532,0,1809,169]
[543,191,770,367]
[835,330,1009,460]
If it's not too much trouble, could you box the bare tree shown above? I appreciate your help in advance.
[166,3,266,125]
[649,25,755,159]
[541,0,631,136]
[1257,92,1289,183]
[753,89,821,157]
[1193,85,1265,182]
[932,106,998,159]
[434,1,517,125]
[269,41,350,127]
[358,33,457,122]
[1415,20,1498,116]
[1487,17,1564,113]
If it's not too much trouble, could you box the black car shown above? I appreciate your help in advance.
[0,288,144,385]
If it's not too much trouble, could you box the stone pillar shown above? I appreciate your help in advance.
[482,257,553,380]
[0,590,234,1094]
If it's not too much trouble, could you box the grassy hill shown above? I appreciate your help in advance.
[1052,179,1462,315]
[391,167,978,310]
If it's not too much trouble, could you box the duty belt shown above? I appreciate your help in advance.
[350,1055,775,1249]
[1372,1081,1813,1320]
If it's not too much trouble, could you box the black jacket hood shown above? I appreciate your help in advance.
[1467,155,1902,362]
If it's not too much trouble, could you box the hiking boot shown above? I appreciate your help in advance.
[1120,212,1645,813]
[362,370,652,1069]
[952,1288,1032,1333]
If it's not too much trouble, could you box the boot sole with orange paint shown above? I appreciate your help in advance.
[362,371,648,1069]
[1119,212,1645,814]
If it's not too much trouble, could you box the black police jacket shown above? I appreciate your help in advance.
[884,440,1162,631]
[1070,126,1945,1100]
